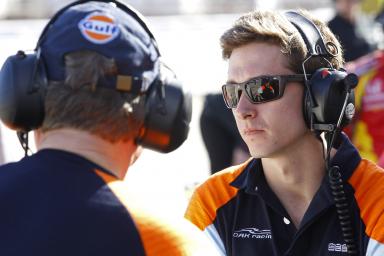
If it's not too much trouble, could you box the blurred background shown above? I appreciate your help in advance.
[0,0,382,217]
[0,0,383,18]
[0,0,334,18]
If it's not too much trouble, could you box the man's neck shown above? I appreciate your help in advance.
[35,128,138,179]
[261,133,327,228]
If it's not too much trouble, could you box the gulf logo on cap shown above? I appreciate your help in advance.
[78,12,120,44]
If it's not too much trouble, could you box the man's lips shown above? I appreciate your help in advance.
[242,128,265,135]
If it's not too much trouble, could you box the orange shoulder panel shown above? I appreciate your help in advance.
[129,208,220,256]
[94,169,213,256]
[185,161,249,230]
[348,160,384,243]
[129,210,191,256]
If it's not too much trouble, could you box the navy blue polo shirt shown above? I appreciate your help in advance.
[0,149,215,256]
[186,134,384,255]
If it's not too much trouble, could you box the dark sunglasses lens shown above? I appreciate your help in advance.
[246,78,280,103]
[222,85,239,108]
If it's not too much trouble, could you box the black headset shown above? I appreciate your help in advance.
[0,0,192,153]
[285,11,360,254]
[284,11,358,133]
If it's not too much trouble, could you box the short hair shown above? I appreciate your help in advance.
[220,9,344,74]
[41,50,146,142]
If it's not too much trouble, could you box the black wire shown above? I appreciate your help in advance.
[324,129,358,255]
[16,131,32,157]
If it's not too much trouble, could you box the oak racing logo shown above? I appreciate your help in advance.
[233,228,272,239]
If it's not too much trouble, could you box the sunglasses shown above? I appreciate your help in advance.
[222,74,306,108]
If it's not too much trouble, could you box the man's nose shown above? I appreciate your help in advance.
[233,91,258,120]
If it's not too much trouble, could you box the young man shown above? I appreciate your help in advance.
[0,1,217,255]
[185,9,384,255]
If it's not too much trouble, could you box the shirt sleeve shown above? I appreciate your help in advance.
[366,239,384,256]
[184,164,249,256]
[94,169,221,256]
[185,188,227,255]
[348,160,384,256]
[131,207,222,256]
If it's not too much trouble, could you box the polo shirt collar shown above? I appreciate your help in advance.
[229,133,361,223]
[328,133,361,182]
[230,158,290,215]
[230,133,360,191]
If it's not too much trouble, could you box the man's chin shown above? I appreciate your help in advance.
[248,150,267,159]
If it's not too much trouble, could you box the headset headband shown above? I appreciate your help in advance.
[284,11,334,58]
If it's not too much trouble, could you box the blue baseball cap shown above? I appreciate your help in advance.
[39,1,160,91]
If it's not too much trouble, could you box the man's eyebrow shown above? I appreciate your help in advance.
[226,75,264,84]
[226,79,241,84]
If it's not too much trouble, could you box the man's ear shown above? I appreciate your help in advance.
[129,145,143,166]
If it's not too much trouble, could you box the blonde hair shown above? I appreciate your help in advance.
[220,9,344,74]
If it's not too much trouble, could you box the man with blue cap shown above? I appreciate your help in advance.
[0,1,217,255]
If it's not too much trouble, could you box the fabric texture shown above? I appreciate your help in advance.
[0,149,216,256]
[185,134,384,255]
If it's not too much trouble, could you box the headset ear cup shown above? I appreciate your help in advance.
[165,82,192,151]
[305,68,356,130]
[0,51,46,131]
[138,76,192,153]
